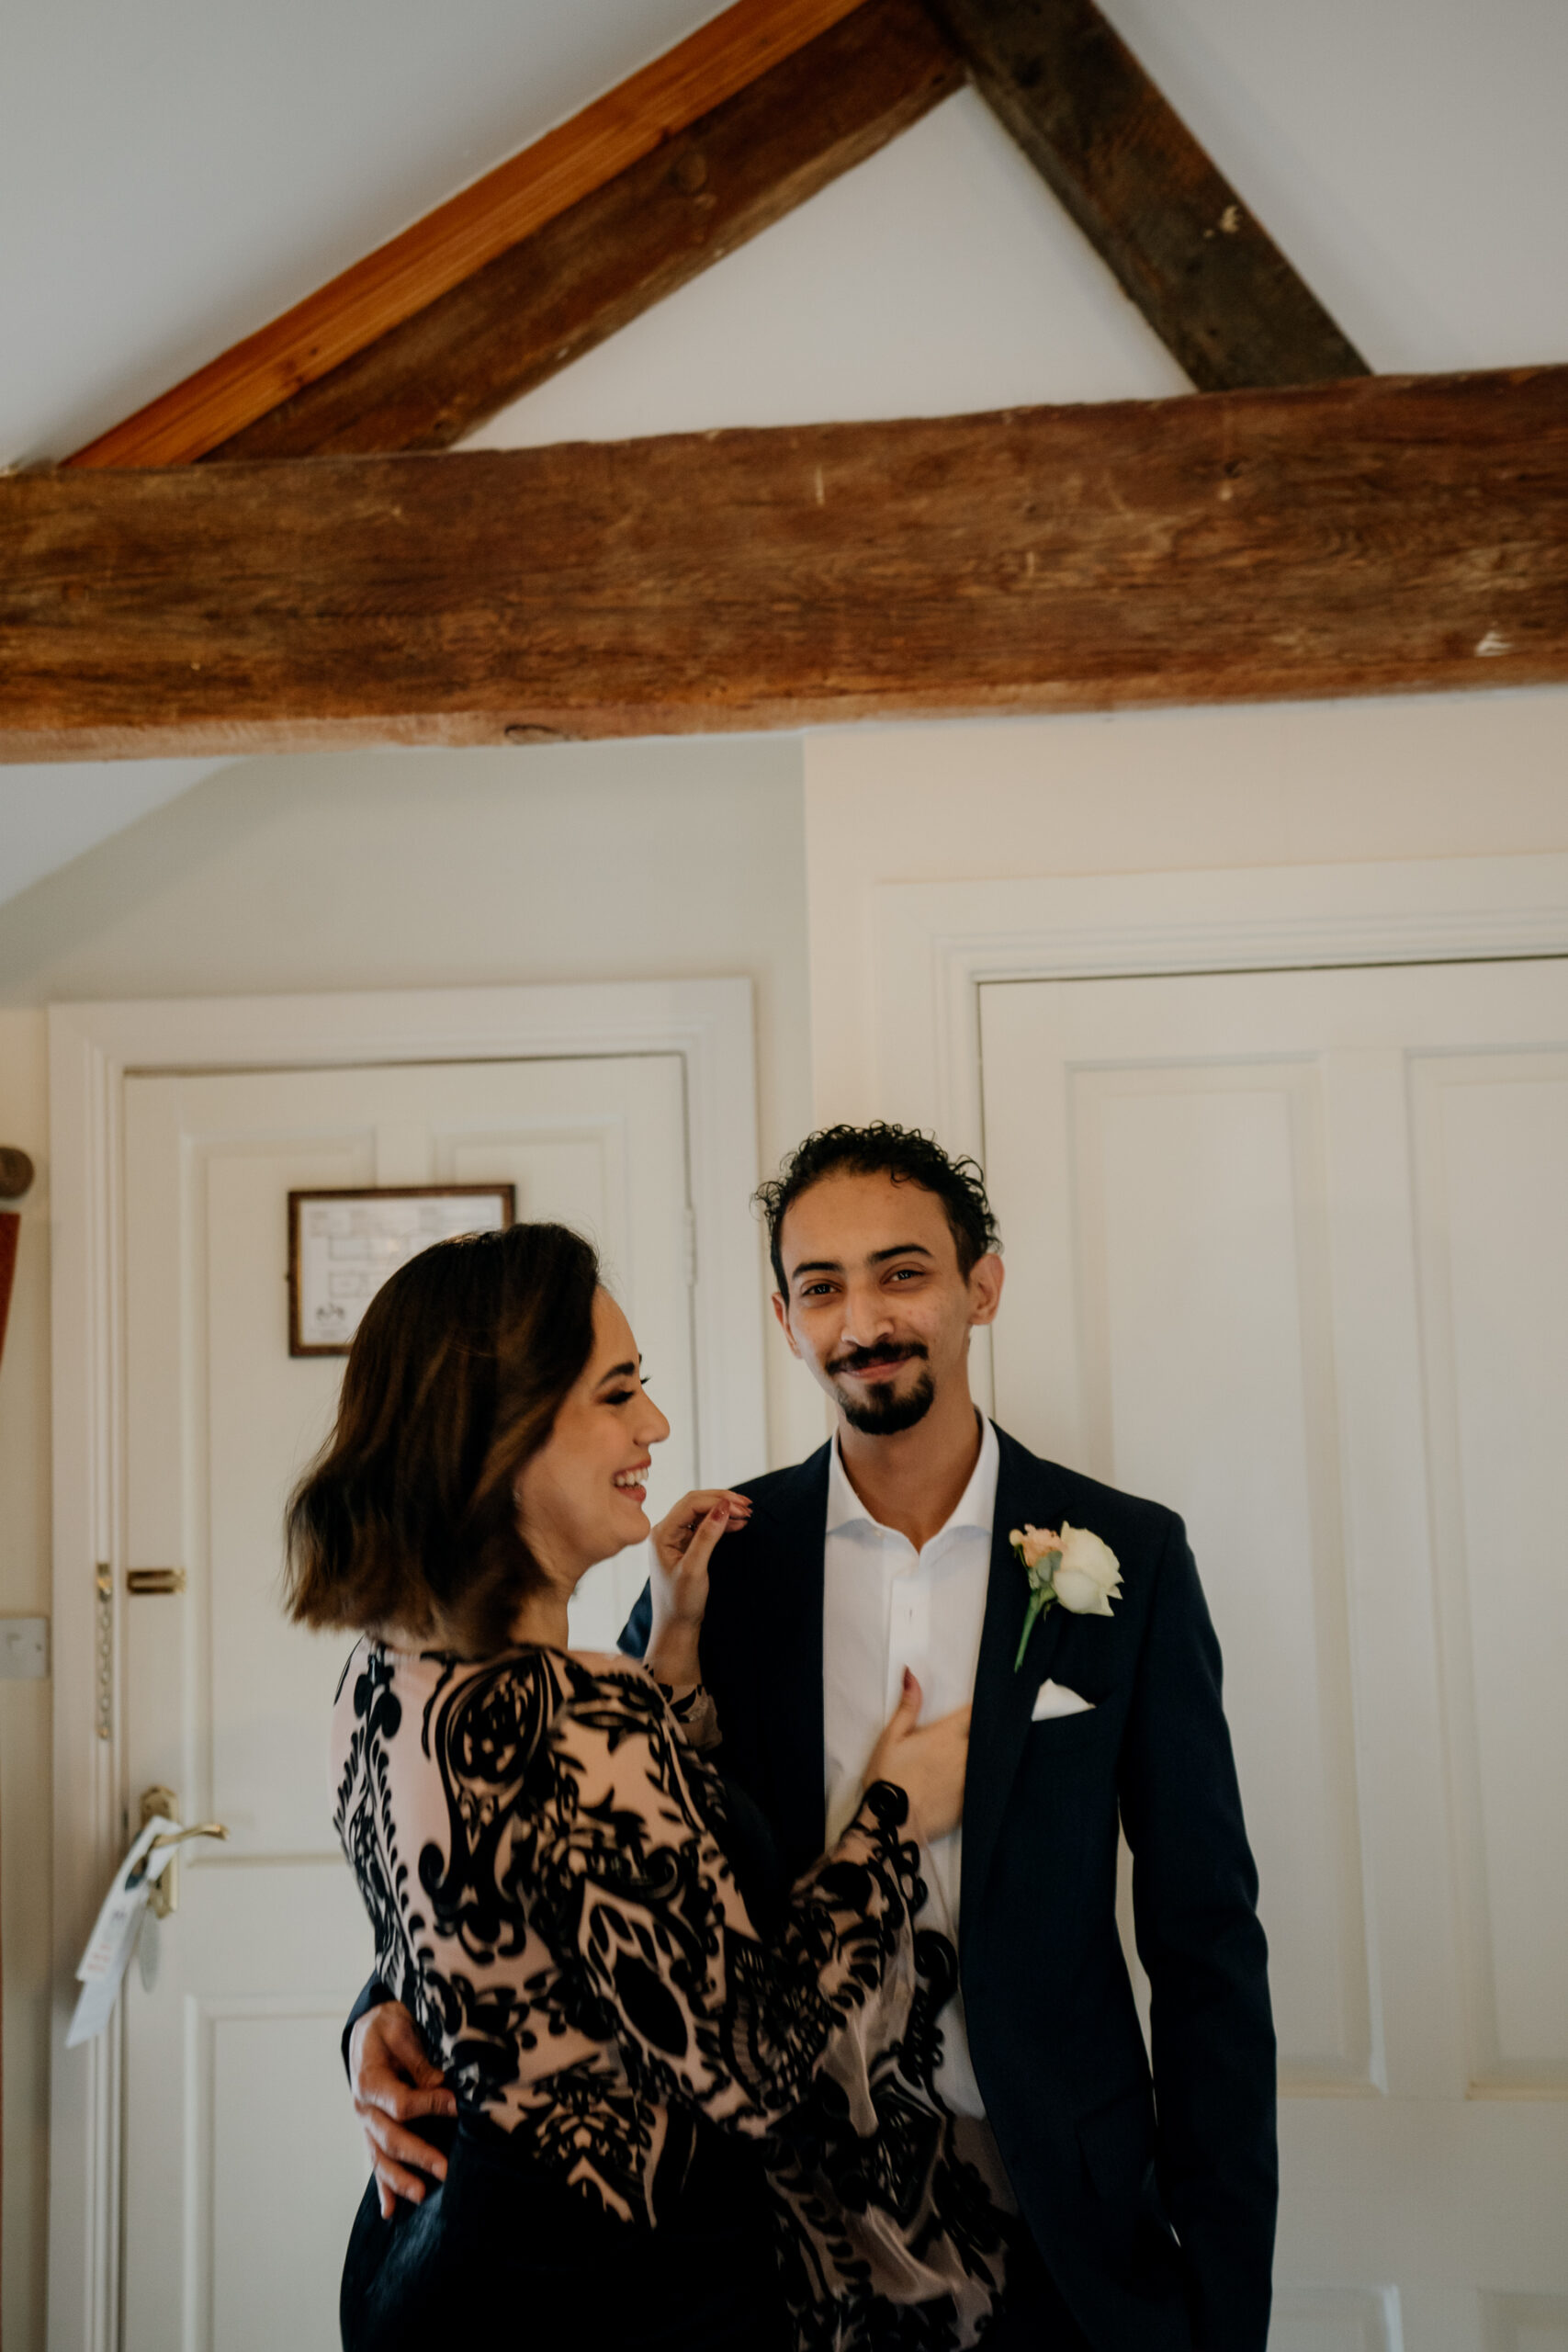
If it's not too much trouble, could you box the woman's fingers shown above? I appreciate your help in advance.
[380,2007,450,2093]
[350,2016,457,2121]
[879,1667,923,1744]
[355,2100,450,2192]
[357,2077,457,2124]
[653,1489,751,1557]
[370,2147,436,2212]
[348,1999,452,2109]
[675,1497,741,1577]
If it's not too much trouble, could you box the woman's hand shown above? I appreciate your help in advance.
[863,1669,971,1842]
[645,1487,750,1686]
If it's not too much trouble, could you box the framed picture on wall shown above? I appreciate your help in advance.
[288,1184,515,1356]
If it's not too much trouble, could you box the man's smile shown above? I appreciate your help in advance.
[827,1343,927,1385]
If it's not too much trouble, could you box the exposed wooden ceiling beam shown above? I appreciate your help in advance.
[12,367,1562,760]
[927,0,1370,390]
[64,0,872,469]
[204,0,962,462]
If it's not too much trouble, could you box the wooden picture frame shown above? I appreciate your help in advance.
[287,1182,515,1356]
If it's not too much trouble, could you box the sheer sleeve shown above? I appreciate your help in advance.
[528,1664,923,2137]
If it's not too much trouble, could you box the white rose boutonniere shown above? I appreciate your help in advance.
[1009,1521,1122,1669]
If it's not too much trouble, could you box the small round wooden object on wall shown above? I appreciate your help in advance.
[0,1147,35,1202]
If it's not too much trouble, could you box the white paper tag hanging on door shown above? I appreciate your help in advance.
[66,1814,178,2046]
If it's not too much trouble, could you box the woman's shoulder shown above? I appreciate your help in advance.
[333,1637,578,1753]
[333,1642,669,1784]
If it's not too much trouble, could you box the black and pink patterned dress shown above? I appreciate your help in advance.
[333,1638,1008,2351]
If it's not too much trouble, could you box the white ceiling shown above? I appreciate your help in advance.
[2,0,722,468]
[4,0,1565,910]
[0,763,231,907]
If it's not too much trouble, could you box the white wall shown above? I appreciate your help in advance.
[802,688,1568,1120]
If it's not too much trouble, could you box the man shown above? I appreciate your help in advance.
[349,1124,1276,2348]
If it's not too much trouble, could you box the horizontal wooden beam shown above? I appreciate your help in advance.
[205,0,962,460]
[9,368,1563,759]
[929,0,1369,391]
[64,0,869,469]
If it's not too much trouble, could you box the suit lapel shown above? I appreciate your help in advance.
[751,1444,830,1871]
[961,1428,1072,1956]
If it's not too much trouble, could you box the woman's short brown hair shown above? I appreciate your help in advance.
[284,1221,599,1654]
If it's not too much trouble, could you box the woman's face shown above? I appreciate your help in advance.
[513,1289,671,1592]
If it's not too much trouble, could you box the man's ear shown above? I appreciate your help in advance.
[770,1288,804,1360]
[966,1252,1004,1329]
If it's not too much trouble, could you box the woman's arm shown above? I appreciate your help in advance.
[534,1668,927,2136]
[641,1488,750,1691]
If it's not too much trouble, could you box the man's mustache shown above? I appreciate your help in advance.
[826,1340,929,1377]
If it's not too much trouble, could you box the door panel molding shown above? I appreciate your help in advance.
[1066,1056,1371,2091]
[183,1991,371,2349]
[47,978,762,2352]
[1408,1050,1568,2095]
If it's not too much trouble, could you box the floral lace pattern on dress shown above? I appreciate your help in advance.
[332,1640,1006,2348]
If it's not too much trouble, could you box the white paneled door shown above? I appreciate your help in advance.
[118,1055,693,2352]
[979,960,1568,2352]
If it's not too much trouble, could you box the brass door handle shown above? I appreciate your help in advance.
[150,1821,230,1853]
[138,1787,230,1918]
[127,1568,186,1596]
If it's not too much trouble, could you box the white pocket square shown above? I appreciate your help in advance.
[1032,1679,1095,1722]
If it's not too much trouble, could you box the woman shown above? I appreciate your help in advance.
[287,1221,1007,2350]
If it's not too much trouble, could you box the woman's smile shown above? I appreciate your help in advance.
[613,1461,651,1505]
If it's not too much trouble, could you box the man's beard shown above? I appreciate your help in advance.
[828,1346,936,1436]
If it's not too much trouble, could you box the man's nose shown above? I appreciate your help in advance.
[838,1280,895,1349]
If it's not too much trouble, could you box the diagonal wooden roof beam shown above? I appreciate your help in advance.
[203,0,962,461]
[65,0,902,469]
[12,367,1565,761]
[927,0,1370,390]
[62,0,1372,473]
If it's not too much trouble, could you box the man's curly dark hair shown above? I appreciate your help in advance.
[755,1123,1001,1295]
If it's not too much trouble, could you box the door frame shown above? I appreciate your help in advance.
[866,850,1568,1151]
[45,976,765,2352]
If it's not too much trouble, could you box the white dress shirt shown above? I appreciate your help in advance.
[822,1415,998,2118]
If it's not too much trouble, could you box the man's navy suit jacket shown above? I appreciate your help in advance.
[622,1426,1278,2352]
